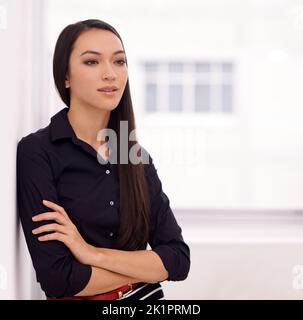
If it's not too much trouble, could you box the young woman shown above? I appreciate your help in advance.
[16,19,190,300]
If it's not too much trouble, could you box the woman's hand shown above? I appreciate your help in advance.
[31,199,97,265]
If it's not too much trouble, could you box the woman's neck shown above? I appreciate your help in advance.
[67,103,111,148]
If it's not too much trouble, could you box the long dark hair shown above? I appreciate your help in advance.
[53,19,150,251]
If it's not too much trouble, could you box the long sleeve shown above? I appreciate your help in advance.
[145,153,191,281]
[16,135,92,298]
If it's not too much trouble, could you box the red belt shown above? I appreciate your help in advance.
[47,283,141,300]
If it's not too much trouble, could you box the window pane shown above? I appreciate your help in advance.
[169,62,183,73]
[195,84,210,112]
[145,62,158,72]
[222,62,233,73]
[169,84,183,111]
[195,62,210,73]
[145,83,157,112]
[221,84,233,113]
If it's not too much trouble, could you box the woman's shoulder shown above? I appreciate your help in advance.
[140,145,153,164]
[17,124,51,158]
[140,145,160,181]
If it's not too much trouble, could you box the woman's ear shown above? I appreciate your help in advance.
[65,78,70,88]
[65,73,70,88]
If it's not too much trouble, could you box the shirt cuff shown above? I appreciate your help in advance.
[152,245,179,281]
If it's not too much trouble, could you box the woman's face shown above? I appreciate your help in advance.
[65,28,128,111]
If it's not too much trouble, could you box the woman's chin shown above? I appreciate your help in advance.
[93,103,119,112]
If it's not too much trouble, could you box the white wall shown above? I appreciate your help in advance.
[0,0,51,299]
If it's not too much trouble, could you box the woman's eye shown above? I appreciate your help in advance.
[84,60,98,65]
[116,60,126,65]
[84,59,126,66]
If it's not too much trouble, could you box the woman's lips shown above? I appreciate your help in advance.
[97,89,118,97]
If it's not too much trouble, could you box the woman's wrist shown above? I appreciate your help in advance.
[84,244,103,266]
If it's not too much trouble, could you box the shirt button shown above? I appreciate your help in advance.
[109,232,114,237]
[106,169,110,174]
[109,200,114,206]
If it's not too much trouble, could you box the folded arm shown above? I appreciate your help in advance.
[74,265,142,296]
[86,247,169,284]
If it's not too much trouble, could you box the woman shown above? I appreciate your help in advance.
[16,19,190,300]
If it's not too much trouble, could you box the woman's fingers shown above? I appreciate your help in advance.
[32,211,65,225]
[42,200,69,219]
[32,223,67,236]
[37,232,67,243]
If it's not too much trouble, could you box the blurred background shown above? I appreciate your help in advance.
[1,0,303,299]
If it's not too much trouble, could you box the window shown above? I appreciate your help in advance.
[142,61,235,114]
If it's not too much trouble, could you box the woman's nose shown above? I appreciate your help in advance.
[102,62,117,80]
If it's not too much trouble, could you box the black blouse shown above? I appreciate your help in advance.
[16,107,190,298]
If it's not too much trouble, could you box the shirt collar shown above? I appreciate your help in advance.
[50,107,76,142]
